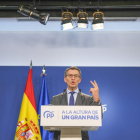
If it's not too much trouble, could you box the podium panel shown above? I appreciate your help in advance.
[41,106,102,140]
[41,106,102,130]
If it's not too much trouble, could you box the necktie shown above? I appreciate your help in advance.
[69,92,75,105]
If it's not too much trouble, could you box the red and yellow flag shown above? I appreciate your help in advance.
[14,69,41,140]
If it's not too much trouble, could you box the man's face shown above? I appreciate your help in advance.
[64,69,81,91]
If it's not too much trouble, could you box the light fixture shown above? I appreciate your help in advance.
[92,11,104,30]
[17,5,50,25]
[77,12,88,28]
[61,12,73,30]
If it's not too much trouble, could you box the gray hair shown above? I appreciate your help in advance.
[64,66,81,77]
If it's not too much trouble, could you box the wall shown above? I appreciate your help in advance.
[0,18,140,140]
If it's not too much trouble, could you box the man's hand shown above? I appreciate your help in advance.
[89,80,100,102]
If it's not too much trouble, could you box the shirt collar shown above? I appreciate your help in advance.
[67,88,79,94]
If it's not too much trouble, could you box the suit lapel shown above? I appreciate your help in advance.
[75,91,85,105]
[61,91,68,105]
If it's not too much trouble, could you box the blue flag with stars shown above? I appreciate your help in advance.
[37,74,53,140]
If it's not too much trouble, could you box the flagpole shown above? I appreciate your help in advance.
[30,60,32,69]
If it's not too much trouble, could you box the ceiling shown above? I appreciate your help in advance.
[0,0,140,18]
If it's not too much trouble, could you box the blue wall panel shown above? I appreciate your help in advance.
[0,66,140,140]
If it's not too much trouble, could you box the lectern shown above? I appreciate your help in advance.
[41,106,102,140]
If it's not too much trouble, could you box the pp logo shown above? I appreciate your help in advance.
[102,104,107,113]
[43,111,54,118]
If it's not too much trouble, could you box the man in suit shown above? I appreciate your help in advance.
[50,66,102,140]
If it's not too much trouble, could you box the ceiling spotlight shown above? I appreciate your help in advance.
[92,12,104,30]
[17,5,50,25]
[61,12,73,30]
[77,12,88,28]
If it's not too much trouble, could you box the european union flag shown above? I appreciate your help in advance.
[37,74,53,140]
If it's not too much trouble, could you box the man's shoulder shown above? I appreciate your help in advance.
[50,92,65,105]
[52,92,64,99]
[80,92,93,99]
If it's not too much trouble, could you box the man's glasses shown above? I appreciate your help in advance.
[66,74,80,78]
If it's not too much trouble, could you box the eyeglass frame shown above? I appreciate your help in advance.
[66,74,81,78]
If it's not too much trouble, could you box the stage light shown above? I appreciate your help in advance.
[61,12,73,30]
[77,12,88,28]
[92,12,104,30]
[17,5,50,25]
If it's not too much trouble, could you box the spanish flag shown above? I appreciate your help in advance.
[14,69,41,140]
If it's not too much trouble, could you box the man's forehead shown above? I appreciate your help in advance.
[67,69,79,74]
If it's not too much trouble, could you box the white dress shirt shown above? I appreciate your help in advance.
[67,88,79,105]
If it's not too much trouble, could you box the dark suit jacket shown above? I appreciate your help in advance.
[50,90,102,140]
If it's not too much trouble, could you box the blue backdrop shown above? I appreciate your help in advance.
[0,66,140,140]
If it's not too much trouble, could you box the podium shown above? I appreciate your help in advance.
[41,106,102,140]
